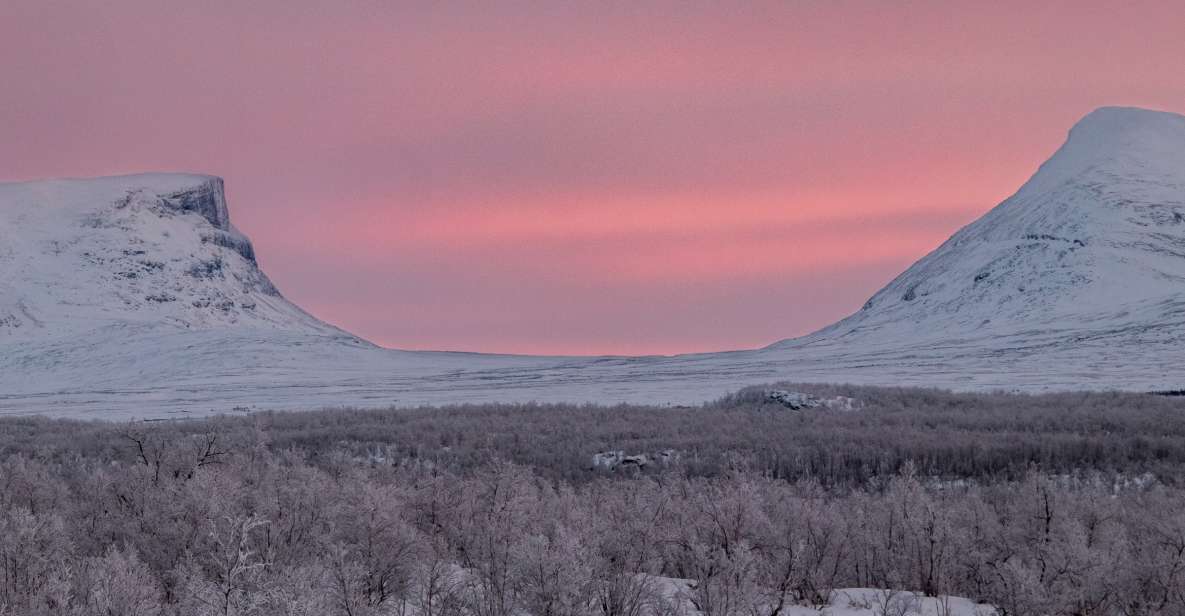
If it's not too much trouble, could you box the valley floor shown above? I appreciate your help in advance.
[4,319,1185,419]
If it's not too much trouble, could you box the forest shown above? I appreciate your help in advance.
[1,385,1184,615]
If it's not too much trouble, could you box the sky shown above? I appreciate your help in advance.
[2,1,1184,355]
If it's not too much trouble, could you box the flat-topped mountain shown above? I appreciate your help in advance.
[0,173,353,340]
[3,107,1184,418]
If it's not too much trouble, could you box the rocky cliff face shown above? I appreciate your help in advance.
[160,176,259,263]
[161,176,231,230]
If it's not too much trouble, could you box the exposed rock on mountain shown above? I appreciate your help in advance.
[764,390,858,411]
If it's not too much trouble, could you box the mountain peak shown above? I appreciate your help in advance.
[1062,106,1185,160]
[1070,106,1185,137]
[1026,106,1185,192]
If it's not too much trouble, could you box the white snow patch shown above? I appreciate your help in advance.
[650,578,996,616]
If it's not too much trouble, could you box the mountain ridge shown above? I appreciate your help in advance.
[3,106,1185,418]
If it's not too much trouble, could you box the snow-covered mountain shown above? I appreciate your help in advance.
[0,173,352,340]
[0,173,567,415]
[3,106,1185,418]
[778,106,1185,352]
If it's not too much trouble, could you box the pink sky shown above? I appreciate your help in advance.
[3,2,1184,355]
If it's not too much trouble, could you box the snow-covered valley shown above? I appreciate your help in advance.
[3,107,1185,418]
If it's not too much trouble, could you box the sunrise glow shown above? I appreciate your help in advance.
[4,1,1184,354]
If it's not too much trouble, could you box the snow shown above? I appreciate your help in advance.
[794,589,995,616]
[3,107,1185,419]
[648,578,996,616]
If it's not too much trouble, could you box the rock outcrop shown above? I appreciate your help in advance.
[161,176,231,230]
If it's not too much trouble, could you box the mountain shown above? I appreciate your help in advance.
[776,106,1185,351]
[2,106,1184,418]
[0,173,563,416]
[0,173,351,340]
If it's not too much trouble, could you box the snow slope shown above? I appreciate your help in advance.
[3,107,1185,418]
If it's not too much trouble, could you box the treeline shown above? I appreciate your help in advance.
[4,386,1185,487]
[1,436,1185,615]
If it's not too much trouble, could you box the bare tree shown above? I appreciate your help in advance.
[176,514,269,616]
[72,546,162,616]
